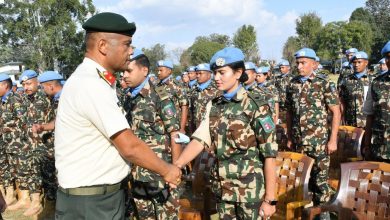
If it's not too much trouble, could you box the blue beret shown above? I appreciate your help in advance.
[381,41,390,56]
[244,62,257,70]
[351,51,368,61]
[187,66,196,72]
[210,47,245,69]
[315,56,320,62]
[61,80,66,86]
[342,61,350,67]
[149,73,156,77]
[182,71,188,75]
[38,71,63,83]
[82,12,136,36]
[196,63,211,72]
[379,58,386,64]
[157,60,173,69]
[0,73,10,82]
[278,59,290,66]
[175,76,181,81]
[256,66,270,74]
[346,48,358,55]
[294,48,317,60]
[20,70,38,82]
[130,48,144,60]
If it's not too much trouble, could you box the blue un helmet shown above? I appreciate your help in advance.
[156,60,173,69]
[294,48,317,60]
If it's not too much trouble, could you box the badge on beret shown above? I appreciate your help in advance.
[198,64,205,69]
[158,61,164,66]
[216,58,225,67]
[21,76,28,82]
[299,51,306,56]
[258,115,275,133]
[97,69,116,86]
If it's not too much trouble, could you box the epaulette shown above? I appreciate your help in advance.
[247,90,268,108]
[97,68,116,86]
[154,85,170,101]
[315,74,328,81]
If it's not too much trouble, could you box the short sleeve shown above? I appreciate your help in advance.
[325,81,339,107]
[159,98,180,133]
[191,101,212,148]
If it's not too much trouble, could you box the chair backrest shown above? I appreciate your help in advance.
[334,161,390,219]
[275,152,314,211]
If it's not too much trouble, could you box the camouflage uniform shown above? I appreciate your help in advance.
[364,71,390,161]
[157,76,188,128]
[123,80,180,220]
[192,86,278,219]
[22,89,52,193]
[274,73,293,123]
[1,90,27,188]
[286,74,339,205]
[337,68,353,88]
[339,73,373,127]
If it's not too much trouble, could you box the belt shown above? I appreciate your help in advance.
[59,182,122,196]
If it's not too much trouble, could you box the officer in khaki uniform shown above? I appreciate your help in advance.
[54,12,181,220]
[122,49,181,219]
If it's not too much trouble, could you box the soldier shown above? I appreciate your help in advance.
[243,62,258,91]
[187,66,197,90]
[363,41,390,163]
[117,72,129,107]
[286,48,340,219]
[123,49,181,219]
[156,60,189,134]
[377,58,388,76]
[339,51,373,127]
[0,73,26,207]
[256,67,279,124]
[31,71,63,211]
[274,59,292,124]
[337,48,358,87]
[175,47,278,219]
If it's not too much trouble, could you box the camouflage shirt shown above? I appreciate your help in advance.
[337,68,353,88]
[124,80,180,186]
[274,73,293,109]
[286,74,339,149]
[1,90,27,153]
[364,71,390,160]
[192,86,278,203]
[339,73,373,127]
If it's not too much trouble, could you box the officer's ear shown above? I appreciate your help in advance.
[142,66,149,77]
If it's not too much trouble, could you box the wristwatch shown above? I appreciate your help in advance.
[264,198,278,206]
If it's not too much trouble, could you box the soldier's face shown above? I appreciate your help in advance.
[379,63,388,72]
[40,82,55,97]
[352,59,368,73]
[244,69,256,85]
[385,53,390,69]
[196,71,211,84]
[347,53,355,61]
[120,77,128,89]
[214,66,241,93]
[22,78,39,95]
[123,60,148,88]
[0,81,8,96]
[105,33,133,72]
[296,58,316,77]
[188,71,197,80]
[157,66,171,80]
[255,73,267,84]
[182,74,189,83]
[280,66,290,74]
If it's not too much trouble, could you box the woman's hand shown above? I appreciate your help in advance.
[259,201,276,219]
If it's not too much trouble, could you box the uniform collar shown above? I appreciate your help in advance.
[244,81,257,90]
[130,76,149,97]
[54,89,62,102]
[197,79,212,91]
[281,73,290,78]
[160,75,172,85]
[1,89,12,103]
[299,73,315,83]
[83,57,107,74]
[189,79,197,88]
[222,84,243,102]
[354,71,367,79]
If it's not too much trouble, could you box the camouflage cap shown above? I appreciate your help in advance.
[82,12,136,36]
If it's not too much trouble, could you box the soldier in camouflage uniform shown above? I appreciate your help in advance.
[175,47,278,220]
[256,66,280,124]
[337,48,357,88]
[156,60,189,134]
[116,72,129,107]
[31,71,64,208]
[123,49,181,219]
[187,66,198,90]
[286,48,340,219]
[243,62,258,92]
[339,51,373,128]
[9,70,52,215]
[376,58,388,76]
[0,73,27,206]
[274,60,292,124]
[363,41,390,163]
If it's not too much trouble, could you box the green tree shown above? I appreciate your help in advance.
[232,25,259,62]
[142,43,167,74]
[344,21,373,55]
[282,36,300,65]
[0,0,95,77]
[295,12,322,48]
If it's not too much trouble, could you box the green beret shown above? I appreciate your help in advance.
[82,12,136,36]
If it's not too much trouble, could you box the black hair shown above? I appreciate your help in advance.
[3,79,12,89]
[133,55,150,71]
[226,61,248,83]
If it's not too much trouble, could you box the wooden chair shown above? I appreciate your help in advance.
[329,126,365,189]
[273,152,314,220]
[304,161,390,220]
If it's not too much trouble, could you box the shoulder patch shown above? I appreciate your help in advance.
[162,102,176,118]
[257,115,275,133]
[155,86,170,101]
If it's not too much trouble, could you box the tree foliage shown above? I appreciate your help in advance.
[0,0,95,77]
[142,43,167,74]
[282,36,300,65]
[232,25,259,62]
[295,12,322,48]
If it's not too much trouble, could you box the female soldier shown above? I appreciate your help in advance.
[175,47,277,220]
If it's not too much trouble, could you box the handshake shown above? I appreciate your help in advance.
[162,163,183,188]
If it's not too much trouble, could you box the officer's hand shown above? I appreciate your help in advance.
[327,140,337,154]
[32,124,44,134]
[287,139,293,149]
[259,202,276,219]
[163,164,182,189]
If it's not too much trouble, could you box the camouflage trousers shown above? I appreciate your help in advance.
[297,144,334,205]
[18,152,41,192]
[133,189,179,220]
[3,152,18,187]
[0,144,7,185]
[216,200,261,220]
[40,155,57,200]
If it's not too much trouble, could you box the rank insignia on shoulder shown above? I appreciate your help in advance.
[258,115,275,133]
[97,69,116,86]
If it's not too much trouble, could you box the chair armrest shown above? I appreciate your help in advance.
[286,200,311,220]
[303,203,339,219]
